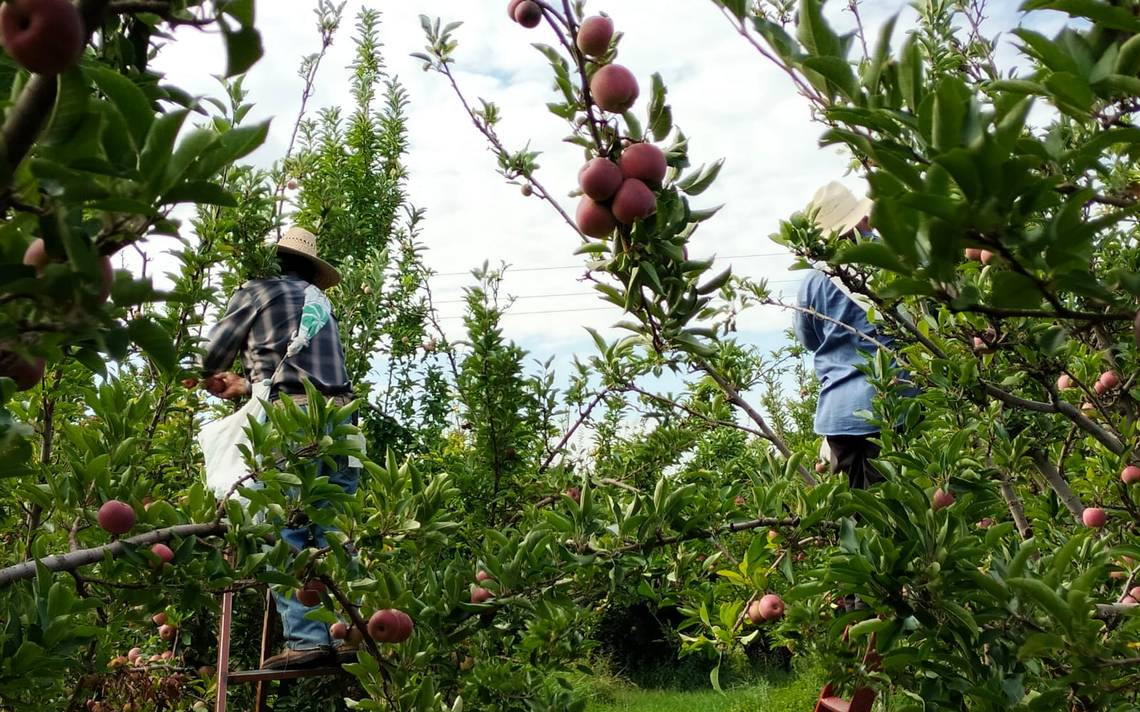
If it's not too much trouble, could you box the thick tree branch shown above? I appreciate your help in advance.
[697,361,817,486]
[1028,451,1085,524]
[0,522,225,588]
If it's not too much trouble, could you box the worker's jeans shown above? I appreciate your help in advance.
[274,407,360,651]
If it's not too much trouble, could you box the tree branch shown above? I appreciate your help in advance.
[0,522,225,589]
[1028,451,1085,524]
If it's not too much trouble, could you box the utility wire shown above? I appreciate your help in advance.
[427,251,792,278]
[432,278,803,305]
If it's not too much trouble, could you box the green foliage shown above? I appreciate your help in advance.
[5,1,1140,711]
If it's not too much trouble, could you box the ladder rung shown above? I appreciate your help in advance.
[817,697,851,712]
[226,667,344,684]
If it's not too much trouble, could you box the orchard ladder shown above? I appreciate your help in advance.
[813,629,880,712]
[214,588,341,712]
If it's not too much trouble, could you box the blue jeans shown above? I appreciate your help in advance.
[274,407,360,651]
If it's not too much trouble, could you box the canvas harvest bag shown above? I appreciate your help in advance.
[198,284,337,501]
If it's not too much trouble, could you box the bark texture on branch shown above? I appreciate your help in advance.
[0,522,226,588]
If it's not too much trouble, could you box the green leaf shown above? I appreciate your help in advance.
[40,69,91,147]
[836,241,908,272]
[802,56,858,100]
[989,272,1044,310]
[676,159,724,197]
[647,73,673,142]
[128,317,177,374]
[140,109,189,188]
[223,25,264,77]
[161,180,237,207]
[87,66,155,151]
[796,0,839,57]
[1020,0,1140,32]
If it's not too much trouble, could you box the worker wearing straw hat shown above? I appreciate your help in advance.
[793,182,888,490]
[197,227,359,670]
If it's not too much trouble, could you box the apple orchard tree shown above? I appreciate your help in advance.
[1,0,1139,711]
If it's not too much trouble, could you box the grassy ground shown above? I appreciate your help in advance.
[580,662,825,712]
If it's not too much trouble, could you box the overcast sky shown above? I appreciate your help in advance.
[147,1,1065,382]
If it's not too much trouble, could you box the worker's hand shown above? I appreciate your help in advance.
[202,372,251,400]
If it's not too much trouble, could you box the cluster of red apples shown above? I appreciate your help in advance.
[505,3,663,238]
[97,499,175,563]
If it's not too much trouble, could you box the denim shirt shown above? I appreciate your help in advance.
[794,270,887,436]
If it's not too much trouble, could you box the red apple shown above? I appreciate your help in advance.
[612,178,656,225]
[977,517,994,529]
[0,0,85,75]
[22,238,49,273]
[367,609,412,643]
[296,580,326,607]
[1123,465,1140,485]
[476,570,493,582]
[150,543,174,565]
[619,143,668,186]
[566,486,581,504]
[127,647,142,663]
[590,64,639,113]
[579,158,623,201]
[1098,371,1120,391]
[507,0,525,20]
[330,622,348,640]
[97,500,136,535]
[470,586,493,604]
[745,599,765,624]
[0,348,45,391]
[815,461,827,474]
[979,250,995,265]
[964,248,982,261]
[1056,374,1072,391]
[393,610,414,641]
[286,180,298,190]
[152,612,167,626]
[1082,507,1106,528]
[513,0,541,28]
[757,593,785,621]
[576,16,613,57]
[1094,380,1107,395]
[734,495,746,507]
[576,198,616,238]
[158,624,176,641]
[932,488,955,511]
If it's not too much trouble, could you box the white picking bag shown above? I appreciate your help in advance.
[198,285,336,501]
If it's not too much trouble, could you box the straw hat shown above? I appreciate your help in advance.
[275,226,341,290]
[806,181,872,238]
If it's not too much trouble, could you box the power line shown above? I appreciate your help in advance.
[438,306,618,320]
[431,277,803,305]
[427,252,792,278]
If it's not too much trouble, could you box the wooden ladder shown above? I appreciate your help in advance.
[813,629,880,712]
[214,588,342,712]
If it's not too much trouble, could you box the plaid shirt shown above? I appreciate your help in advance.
[201,276,353,398]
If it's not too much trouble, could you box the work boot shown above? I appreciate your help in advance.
[262,647,330,670]
[334,643,361,665]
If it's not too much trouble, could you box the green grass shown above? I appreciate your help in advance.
[580,661,826,712]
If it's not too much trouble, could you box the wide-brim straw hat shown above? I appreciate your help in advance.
[275,226,341,290]
[806,181,873,238]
